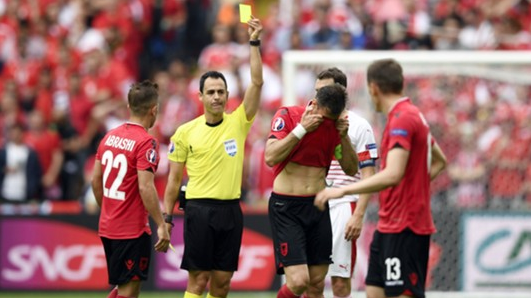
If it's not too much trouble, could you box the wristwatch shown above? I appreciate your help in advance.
[162,213,174,227]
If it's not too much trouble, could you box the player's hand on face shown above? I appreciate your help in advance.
[247,16,263,40]
[336,111,349,138]
[314,188,344,211]
[344,213,363,241]
[154,225,171,253]
[301,102,323,132]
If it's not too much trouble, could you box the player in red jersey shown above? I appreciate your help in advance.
[265,84,358,298]
[315,59,447,298]
[316,68,378,298]
[92,80,171,298]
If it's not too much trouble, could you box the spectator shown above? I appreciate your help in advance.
[0,123,42,203]
[24,110,63,200]
[0,91,25,145]
[431,16,464,50]
[458,8,495,49]
[302,0,340,49]
[495,17,531,50]
[402,0,432,49]
[448,123,487,209]
[485,106,530,209]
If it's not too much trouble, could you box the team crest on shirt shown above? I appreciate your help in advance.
[146,149,158,164]
[224,139,237,157]
[272,117,285,131]
[168,141,175,153]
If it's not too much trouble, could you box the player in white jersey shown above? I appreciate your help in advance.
[315,68,378,298]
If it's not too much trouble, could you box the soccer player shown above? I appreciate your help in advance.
[265,83,358,298]
[162,17,263,298]
[315,68,378,298]
[315,59,447,298]
[92,80,171,298]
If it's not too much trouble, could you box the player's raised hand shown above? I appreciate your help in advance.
[314,187,345,211]
[247,16,263,41]
[336,111,349,138]
[154,225,171,253]
[344,213,363,241]
[300,101,323,133]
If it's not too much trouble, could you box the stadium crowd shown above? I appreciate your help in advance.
[0,0,530,212]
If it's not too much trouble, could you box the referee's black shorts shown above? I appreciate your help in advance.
[181,198,243,272]
[101,232,151,285]
[365,229,431,298]
[268,192,333,275]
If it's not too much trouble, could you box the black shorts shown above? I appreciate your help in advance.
[268,192,333,275]
[365,229,430,298]
[181,199,243,271]
[101,232,152,285]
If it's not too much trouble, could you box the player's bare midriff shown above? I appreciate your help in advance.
[273,162,327,196]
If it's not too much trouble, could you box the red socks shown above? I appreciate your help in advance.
[278,284,300,298]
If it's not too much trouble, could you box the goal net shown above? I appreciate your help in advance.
[282,50,531,294]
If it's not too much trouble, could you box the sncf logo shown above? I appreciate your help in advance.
[0,219,108,290]
[2,244,106,285]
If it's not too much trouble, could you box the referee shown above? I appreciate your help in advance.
[163,17,263,298]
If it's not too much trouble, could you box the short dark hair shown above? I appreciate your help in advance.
[317,67,347,88]
[199,71,227,93]
[127,80,159,116]
[367,59,404,95]
[315,84,347,117]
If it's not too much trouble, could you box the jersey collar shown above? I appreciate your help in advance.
[125,121,146,130]
[387,97,410,116]
[205,118,224,127]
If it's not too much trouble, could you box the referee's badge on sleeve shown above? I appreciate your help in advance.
[272,117,285,131]
[168,141,175,153]
[224,139,237,157]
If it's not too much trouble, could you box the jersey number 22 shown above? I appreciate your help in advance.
[101,150,127,200]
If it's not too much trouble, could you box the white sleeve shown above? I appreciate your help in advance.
[348,112,378,167]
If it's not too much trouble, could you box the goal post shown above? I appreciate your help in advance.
[282,50,531,106]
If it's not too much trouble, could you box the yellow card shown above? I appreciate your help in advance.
[169,243,176,253]
[239,4,252,23]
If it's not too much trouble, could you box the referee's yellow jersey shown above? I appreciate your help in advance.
[168,104,254,200]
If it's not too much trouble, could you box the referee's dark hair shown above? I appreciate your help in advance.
[128,80,159,116]
[199,71,228,93]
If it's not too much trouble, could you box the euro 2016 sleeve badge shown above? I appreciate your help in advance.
[146,148,158,164]
[272,117,285,131]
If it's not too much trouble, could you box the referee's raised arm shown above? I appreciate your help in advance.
[242,16,264,121]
